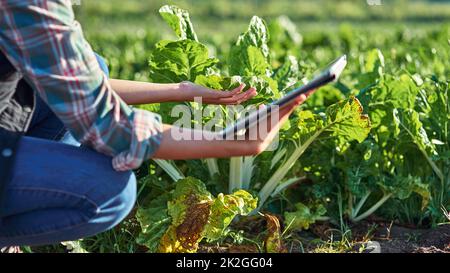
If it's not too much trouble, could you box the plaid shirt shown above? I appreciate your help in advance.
[0,0,162,171]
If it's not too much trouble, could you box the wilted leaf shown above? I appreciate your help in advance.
[154,177,257,253]
[264,214,287,253]
[204,190,257,241]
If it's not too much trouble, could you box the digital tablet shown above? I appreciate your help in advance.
[219,54,347,139]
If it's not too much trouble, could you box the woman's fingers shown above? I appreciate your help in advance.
[197,83,316,106]
[206,87,257,104]
[203,84,245,99]
[222,83,246,97]
[200,83,257,104]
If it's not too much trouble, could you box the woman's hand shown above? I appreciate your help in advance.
[180,81,257,105]
[239,91,313,155]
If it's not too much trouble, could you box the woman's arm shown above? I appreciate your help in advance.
[109,79,257,105]
[152,93,309,160]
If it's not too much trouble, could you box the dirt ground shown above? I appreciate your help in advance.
[370,223,449,253]
[199,216,450,253]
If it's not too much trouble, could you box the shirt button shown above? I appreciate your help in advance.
[23,107,32,113]
[2,148,13,157]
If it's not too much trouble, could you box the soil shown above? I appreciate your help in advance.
[347,219,450,253]
[200,215,450,253]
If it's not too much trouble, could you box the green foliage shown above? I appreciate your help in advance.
[148,40,218,83]
[136,193,171,252]
[284,202,327,230]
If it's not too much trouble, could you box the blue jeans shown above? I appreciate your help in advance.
[0,54,137,247]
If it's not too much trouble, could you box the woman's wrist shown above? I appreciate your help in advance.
[177,81,197,101]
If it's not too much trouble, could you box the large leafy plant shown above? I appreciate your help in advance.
[141,6,371,224]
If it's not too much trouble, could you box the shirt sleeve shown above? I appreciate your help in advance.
[0,0,162,171]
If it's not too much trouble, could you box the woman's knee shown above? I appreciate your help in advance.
[89,170,137,232]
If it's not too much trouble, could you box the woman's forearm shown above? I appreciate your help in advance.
[109,79,190,105]
[152,124,257,160]
[151,93,306,160]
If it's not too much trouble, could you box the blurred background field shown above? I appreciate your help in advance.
[75,0,450,35]
[73,0,449,82]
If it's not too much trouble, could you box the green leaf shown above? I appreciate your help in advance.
[356,48,385,89]
[149,39,218,83]
[393,108,437,156]
[325,96,372,145]
[194,74,229,90]
[229,16,271,77]
[392,108,443,181]
[378,176,431,210]
[306,85,346,109]
[236,16,270,59]
[259,97,371,207]
[136,193,172,252]
[268,15,302,49]
[272,55,300,92]
[229,45,271,77]
[159,5,198,41]
[195,74,280,106]
[148,39,218,123]
[364,48,385,74]
[284,202,326,230]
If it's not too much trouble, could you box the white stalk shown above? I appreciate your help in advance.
[241,156,255,189]
[270,176,303,197]
[351,191,372,220]
[153,159,184,182]
[352,193,393,222]
[229,157,243,193]
[204,158,219,178]
[258,130,323,209]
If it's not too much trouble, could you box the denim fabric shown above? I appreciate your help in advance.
[0,54,137,247]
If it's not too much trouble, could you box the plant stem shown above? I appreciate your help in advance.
[352,191,372,220]
[270,177,303,197]
[205,158,219,178]
[258,130,323,209]
[352,193,393,222]
[229,157,243,193]
[241,156,255,189]
[153,159,184,182]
